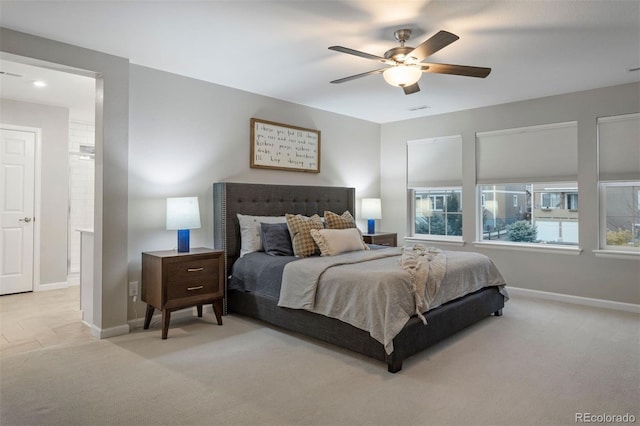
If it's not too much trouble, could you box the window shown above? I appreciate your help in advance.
[597,113,640,253]
[413,189,462,237]
[600,183,640,250]
[479,183,579,245]
[407,135,463,241]
[566,193,578,210]
[476,122,579,247]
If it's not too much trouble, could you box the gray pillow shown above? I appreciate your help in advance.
[260,222,294,256]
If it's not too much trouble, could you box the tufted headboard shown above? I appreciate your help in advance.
[213,181,355,280]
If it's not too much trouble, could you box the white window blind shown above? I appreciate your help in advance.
[476,122,578,184]
[598,113,640,181]
[407,135,462,187]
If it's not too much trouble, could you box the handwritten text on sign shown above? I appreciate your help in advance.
[250,118,321,173]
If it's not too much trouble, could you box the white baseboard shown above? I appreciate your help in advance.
[84,323,130,339]
[36,281,69,291]
[127,305,214,329]
[507,286,640,314]
[67,274,80,286]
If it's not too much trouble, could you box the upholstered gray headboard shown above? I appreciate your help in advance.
[213,181,355,276]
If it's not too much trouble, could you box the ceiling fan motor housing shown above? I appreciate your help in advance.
[384,46,415,63]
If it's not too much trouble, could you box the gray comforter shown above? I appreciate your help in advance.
[278,247,508,354]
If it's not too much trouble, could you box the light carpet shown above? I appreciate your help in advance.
[1,295,638,426]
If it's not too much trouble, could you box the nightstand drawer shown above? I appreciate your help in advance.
[167,258,218,284]
[166,258,221,299]
[371,235,395,246]
[167,279,218,300]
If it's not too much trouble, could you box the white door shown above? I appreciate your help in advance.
[0,128,36,295]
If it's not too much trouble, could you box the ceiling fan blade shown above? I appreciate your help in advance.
[329,46,388,63]
[422,62,491,78]
[408,30,459,62]
[330,68,386,84]
[402,83,420,95]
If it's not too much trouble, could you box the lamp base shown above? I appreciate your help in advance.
[177,229,190,253]
[367,219,376,235]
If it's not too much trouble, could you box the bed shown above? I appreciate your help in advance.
[213,182,507,373]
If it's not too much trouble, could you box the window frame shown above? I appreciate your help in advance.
[476,182,580,248]
[598,181,640,254]
[408,187,464,243]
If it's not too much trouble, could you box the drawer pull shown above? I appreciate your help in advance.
[187,267,204,272]
[187,285,204,291]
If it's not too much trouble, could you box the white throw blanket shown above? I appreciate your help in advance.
[398,245,447,324]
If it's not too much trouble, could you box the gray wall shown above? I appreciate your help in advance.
[1,27,130,332]
[127,65,381,318]
[380,83,640,305]
[0,98,69,285]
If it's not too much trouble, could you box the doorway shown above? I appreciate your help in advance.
[0,59,95,302]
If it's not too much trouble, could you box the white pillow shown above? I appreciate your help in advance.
[237,214,287,257]
[310,228,367,256]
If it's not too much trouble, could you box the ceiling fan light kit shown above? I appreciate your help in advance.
[329,28,491,95]
[383,65,422,87]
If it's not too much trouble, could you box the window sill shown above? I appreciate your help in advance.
[593,250,640,260]
[405,236,465,247]
[472,241,582,255]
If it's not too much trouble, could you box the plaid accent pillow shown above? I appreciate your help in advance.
[285,214,324,257]
[324,210,356,229]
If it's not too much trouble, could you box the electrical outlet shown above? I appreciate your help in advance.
[128,281,139,297]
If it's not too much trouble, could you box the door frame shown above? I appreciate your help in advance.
[1,123,42,292]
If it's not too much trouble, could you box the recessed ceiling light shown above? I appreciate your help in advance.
[32,80,47,88]
[408,105,430,111]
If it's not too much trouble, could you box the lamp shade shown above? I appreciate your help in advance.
[383,65,422,87]
[166,197,201,230]
[361,198,382,235]
[361,198,382,219]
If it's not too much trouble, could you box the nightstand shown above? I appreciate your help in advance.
[362,232,397,247]
[142,247,224,339]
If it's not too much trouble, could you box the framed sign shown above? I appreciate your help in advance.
[250,118,321,173]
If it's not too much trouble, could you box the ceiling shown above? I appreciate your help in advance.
[0,0,639,124]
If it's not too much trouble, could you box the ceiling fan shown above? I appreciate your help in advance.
[329,29,491,95]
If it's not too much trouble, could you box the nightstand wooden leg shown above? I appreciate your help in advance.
[212,299,223,325]
[161,310,171,339]
[144,305,154,330]
[197,304,203,317]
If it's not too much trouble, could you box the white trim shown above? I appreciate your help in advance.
[67,273,80,286]
[36,281,69,291]
[507,286,640,313]
[476,120,577,138]
[473,240,582,255]
[592,249,640,260]
[86,323,130,339]
[404,236,465,247]
[597,112,640,124]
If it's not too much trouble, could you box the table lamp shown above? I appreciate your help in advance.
[361,198,382,235]
[166,196,201,252]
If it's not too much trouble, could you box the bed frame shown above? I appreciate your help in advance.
[213,182,505,372]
